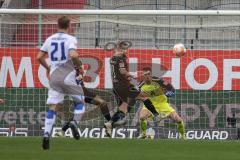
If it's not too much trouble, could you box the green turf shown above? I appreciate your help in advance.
[0,137,239,160]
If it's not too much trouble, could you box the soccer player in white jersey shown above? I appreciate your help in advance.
[37,16,84,150]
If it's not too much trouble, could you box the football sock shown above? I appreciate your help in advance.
[43,110,56,137]
[61,119,66,127]
[99,103,111,121]
[73,103,85,124]
[111,110,126,124]
[177,121,186,138]
[140,119,147,135]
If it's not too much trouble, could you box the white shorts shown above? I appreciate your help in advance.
[46,89,85,105]
[46,70,84,105]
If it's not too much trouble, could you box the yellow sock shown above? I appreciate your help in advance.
[140,119,147,135]
[177,121,186,139]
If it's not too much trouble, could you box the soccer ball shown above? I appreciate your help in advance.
[173,43,186,57]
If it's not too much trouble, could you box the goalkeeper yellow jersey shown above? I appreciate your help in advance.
[140,81,168,105]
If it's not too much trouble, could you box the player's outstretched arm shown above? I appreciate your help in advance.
[121,69,131,77]
[119,67,135,81]
[159,78,175,97]
[153,77,175,97]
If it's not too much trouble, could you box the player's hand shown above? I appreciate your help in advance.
[76,75,84,85]
[75,67,84,85]
[129,85,140,92]
[127,75,134,81]
[0,99,5,104]
[126,73,136,80]
[165,91,175,97]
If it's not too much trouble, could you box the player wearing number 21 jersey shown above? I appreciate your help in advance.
[40,32,77,75]
[37,16,84,150]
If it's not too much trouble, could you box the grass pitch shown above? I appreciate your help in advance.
[0,137,239,160]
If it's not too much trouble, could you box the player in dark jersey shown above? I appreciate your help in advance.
[104,41,160,137]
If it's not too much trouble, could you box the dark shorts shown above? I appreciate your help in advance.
[113,82,140,104]
[82,87,96,103]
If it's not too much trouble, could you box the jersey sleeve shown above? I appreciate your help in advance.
[40,39,48,53]
[152,76,164,85]
[152,76,175,92]
[138,80,145,90]
[69,37,77,50]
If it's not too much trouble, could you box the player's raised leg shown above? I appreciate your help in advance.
[60,93,112,137]
[58,95,85,139]
[69,102,84,140]
[104,101,127,137]
[71,95,85,122]
[86,95,111,122]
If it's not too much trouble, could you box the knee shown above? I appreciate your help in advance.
[139,116,146,121]
[49,104,58,111]
[92,96,107,107]
[175,115,183,123]
[101,100,107,106]
[99,100,107,108]
[139,113,147,121]
[171,112,183,123]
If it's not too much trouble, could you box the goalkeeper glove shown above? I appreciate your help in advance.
[165,91,175,97]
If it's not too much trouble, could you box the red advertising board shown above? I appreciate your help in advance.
[0,48,240,90]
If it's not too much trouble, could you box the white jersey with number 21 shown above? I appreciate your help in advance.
[40,32,77,75]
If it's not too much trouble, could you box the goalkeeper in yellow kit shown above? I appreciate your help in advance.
[138,67,186,139]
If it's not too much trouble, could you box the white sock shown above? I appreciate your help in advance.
[73,113,83,124]
[61,119,66,127]
[73,103,85,124]
[44,110,56,137]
